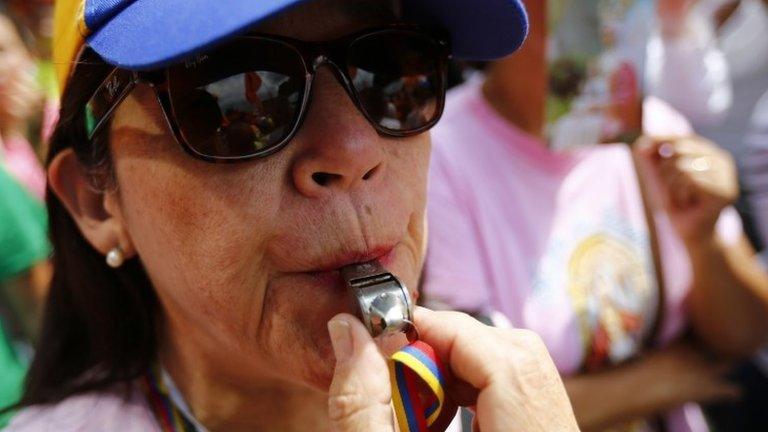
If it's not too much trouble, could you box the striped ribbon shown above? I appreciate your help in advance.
[390,340,448,432]
[141,367,198,432]
[143,340,448,432]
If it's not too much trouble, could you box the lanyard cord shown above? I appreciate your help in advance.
[390,340,448,432]
[141,367,199,432]
[142,340,448,432]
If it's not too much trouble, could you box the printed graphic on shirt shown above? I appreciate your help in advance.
[530,209,658,372]
[568,232,651,372]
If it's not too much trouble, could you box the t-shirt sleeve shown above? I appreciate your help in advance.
[0,167,50,282]
[422,149,492,313]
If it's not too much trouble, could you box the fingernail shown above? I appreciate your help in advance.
[328,318,353,361]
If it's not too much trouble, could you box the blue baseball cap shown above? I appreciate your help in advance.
[54,0,528,92]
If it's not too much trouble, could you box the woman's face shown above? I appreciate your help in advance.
[108,0,430,391]
[0,15,39,130]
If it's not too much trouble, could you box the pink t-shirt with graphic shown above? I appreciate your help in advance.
[424,79,742,432]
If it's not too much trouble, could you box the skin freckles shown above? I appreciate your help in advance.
[105,0,430,399]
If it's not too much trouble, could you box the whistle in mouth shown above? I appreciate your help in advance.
[341,261,416,340]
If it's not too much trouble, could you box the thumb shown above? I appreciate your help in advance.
[327,314,394,432]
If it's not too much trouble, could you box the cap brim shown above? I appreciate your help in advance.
[87,0,527,71]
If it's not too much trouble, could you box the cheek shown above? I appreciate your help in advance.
[111,128,432,390]
[114,145,286,350]
[389,135,431,268]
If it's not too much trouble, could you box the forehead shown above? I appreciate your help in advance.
[257,0,401,40]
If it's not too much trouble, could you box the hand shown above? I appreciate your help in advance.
[657,0,696,19]
[640,342,741,408]
[635,135,738,244]
[656,0,696,37]
[327,307,580,432]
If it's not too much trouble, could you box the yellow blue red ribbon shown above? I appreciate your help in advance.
[141,367,197,432]
[390,340,448,432]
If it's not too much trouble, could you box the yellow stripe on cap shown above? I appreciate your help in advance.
[53,0,91,96]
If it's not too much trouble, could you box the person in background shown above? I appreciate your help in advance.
[712,88,768,431]
[3,0,58,136]
[0,10,51,427]
[674,0,768,250]
[692,0,768,154]
[546,0,732,151]
[645,0,733,127]
[0,165,50,428]
[0,7,51,334]
[423,1,768,431]
[745,94,768,256]
[0,12,46,200]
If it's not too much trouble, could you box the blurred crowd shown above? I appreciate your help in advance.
[1,0,768,431]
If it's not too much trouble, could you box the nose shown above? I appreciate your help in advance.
[291,67,385,198]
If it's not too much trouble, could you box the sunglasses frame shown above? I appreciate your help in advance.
[86,24,451,163]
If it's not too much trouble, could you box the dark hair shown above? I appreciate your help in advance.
[14,49,160,408]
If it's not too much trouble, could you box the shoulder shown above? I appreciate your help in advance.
[6,383,159,432]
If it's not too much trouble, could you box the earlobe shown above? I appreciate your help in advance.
[48,149,135,259]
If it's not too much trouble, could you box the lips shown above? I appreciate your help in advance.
[307,244,398,273]
[302,244,399,285]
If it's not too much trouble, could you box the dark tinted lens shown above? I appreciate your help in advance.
[347,30,445,133]
[168,39,306,159]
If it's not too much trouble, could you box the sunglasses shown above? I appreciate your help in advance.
[86,25,451,163]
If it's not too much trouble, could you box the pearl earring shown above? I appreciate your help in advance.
[106,246,125,268]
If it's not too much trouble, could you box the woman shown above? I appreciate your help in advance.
[0,13,45,201]
[0,165,49,428]
[424,1,768,431]
[5,0,580,431]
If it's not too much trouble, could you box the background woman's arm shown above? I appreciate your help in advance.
[635,136,768,358]
[564,342,740,432]
[686,235,768,357]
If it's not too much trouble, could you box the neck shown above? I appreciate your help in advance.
[160,320,330,432]
[481,0,547,141]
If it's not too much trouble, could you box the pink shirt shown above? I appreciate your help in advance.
[424,79,741,432]
[0,135,46,201]
[6,383,159,432]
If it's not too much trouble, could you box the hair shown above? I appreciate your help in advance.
[11,49,160,408]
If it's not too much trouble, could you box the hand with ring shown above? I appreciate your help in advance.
[635,135,738,244]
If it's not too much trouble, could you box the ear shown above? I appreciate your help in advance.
[48,148,136,259]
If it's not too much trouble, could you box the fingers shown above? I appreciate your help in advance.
[653,342,743,406]
[637,135,738,211]
[413,307,500,390]
[327,314,393,432]
[693,358,742,403]
[698,379,742,404]
[414,307,580,432]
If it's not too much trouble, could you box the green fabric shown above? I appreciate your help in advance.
[0,166,50,426]
[0,166,50,281]
[0,320,24,427]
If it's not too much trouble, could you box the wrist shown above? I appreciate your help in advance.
[683,231,728,268]
[619,353,679,414]
[677,213,724,250]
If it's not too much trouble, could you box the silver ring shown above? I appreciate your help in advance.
[690,157,712,172]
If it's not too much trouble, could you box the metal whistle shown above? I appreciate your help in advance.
[341,261,417,341]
